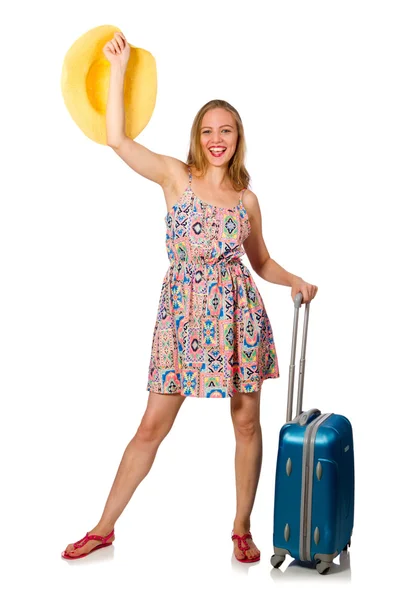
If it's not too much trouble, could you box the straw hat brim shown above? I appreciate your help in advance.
[61,25,157,144]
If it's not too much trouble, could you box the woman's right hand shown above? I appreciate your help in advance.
[103,31,130,70]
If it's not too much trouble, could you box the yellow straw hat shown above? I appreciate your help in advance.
[61,25,157,144]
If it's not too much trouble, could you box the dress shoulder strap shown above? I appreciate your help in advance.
[187,166,192,186]
[239,188,247,205]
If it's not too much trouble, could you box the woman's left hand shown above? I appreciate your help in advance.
[291,276,318,304]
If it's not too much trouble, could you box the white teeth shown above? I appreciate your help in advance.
[210,148,226,154]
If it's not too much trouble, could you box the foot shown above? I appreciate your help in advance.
[62,525,115,558]
[232,525,260,562]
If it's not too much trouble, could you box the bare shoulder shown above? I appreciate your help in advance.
[243,189,259,205]
[242,189,261,221]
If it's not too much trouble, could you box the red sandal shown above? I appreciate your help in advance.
[61,529,115,560]
[231,530,261,563]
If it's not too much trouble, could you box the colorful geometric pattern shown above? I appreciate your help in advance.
[147,167,280,397]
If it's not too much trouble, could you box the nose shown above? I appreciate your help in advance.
[210,133,224,145]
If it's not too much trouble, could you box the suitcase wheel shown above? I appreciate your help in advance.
[315,560,331,575]
[270,554,285,569]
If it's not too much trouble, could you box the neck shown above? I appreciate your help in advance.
[195,163,229,187]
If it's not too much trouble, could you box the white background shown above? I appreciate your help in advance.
[1,0,396,597]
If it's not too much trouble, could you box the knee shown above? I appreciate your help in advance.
[135,416,169,444]
[231,411,260,438]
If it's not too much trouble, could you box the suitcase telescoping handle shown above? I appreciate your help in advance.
[286,292,320,423]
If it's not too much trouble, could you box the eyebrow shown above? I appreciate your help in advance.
[201,124,234,129]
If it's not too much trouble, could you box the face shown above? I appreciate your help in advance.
[200,108,238,166]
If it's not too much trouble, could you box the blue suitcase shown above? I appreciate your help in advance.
[270,293,354,575]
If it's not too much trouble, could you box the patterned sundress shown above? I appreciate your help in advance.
[146,166,280,397]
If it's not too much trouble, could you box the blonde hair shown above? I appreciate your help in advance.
[186,99,250,192]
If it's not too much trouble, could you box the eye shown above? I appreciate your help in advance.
[202,129,231,134]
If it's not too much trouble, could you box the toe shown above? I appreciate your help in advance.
[233,542,246,560]
[245,543,259,560]
[65,542,83,556]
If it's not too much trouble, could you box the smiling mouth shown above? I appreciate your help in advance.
[209,147,226,157]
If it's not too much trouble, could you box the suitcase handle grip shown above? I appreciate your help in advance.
[297,408,321,426]
[289,408,321,425]
[286,292,311,422]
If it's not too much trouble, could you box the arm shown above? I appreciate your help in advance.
[243,191,301,286]
[106,63,175,187]
[244,191,319,303]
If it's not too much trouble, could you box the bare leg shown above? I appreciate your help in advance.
[63,391,186,557]
[230,389,262,561]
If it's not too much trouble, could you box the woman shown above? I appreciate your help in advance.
[62,31,318,563]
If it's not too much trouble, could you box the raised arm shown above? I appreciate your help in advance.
[104,32,175,187]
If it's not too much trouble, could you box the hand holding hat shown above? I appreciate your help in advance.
[103,31,130,70]
[61,25,157,144]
